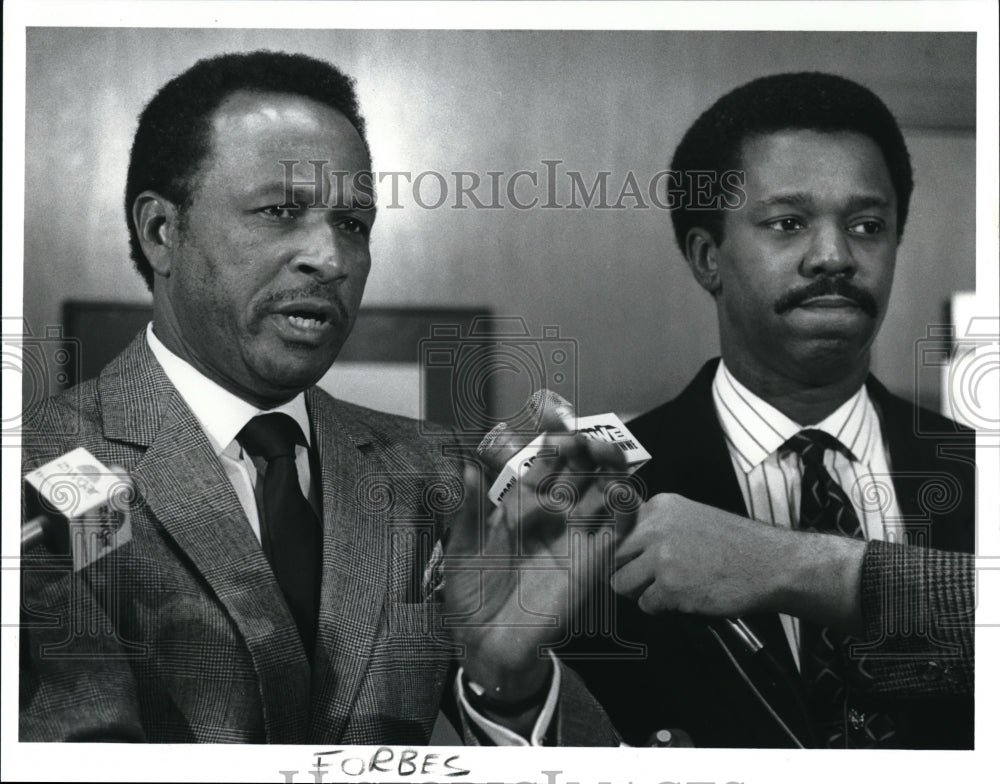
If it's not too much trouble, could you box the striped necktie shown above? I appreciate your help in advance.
[782,429,895,748]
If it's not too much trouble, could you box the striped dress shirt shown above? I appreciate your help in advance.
[711,361,905,666]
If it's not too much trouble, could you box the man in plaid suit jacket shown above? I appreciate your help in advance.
[20,51,623,745]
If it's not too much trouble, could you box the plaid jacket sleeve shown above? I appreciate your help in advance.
[859,539,974,695]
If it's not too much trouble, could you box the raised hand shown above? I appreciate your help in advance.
[442,403,640,733]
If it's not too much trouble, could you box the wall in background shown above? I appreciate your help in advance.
[22,29,976,418]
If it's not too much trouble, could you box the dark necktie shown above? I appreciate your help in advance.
[782,429,895,748]
[237,413,321,658]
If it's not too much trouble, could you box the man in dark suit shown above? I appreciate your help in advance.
[574,72,975,749]
[19,50,626,745]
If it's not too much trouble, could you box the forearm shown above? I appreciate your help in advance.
[616,493,974,696]
[614,494,868,625]
[766,534,974,694]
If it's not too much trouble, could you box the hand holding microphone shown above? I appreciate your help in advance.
[442,390,644,725]
[480,395,779,664]
[476,389,650,509]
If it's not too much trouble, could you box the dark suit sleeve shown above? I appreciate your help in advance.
[858,540,974,696]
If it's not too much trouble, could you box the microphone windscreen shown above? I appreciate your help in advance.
[528,389,576,430]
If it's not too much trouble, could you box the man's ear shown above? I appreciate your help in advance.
[684,227,722,295]
[132,191,181,278]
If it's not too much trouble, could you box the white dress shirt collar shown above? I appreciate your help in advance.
[712,359,879,472]
[145,322,311,453]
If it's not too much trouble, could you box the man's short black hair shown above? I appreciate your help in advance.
[125,50,370,290]
[669,71,914,251]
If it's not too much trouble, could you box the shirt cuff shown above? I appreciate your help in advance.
[454,651,560,746]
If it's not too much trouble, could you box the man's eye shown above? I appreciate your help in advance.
[765,217,805,232]
[259,204,303,220]
[847,219,885,236]
[338,218,371,236]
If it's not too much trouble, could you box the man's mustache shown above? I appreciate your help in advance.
[774,277,878,318]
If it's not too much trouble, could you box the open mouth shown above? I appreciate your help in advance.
[270,300,340,341]
[285,313,329,329]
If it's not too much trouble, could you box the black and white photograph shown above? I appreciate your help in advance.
[3,2,997,782]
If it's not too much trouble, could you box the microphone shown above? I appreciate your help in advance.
[476,391,777,662]
[22,447,134,571]
[477,390,651,506]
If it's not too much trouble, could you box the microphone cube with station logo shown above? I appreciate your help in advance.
[23,447,133,571]
[572,412,652,468]
[486,413,651,506]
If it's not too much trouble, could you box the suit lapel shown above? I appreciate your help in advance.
[98,334,311,742]
[635,362,796,662]
[638,359,749,516]
[305,390,389,741]
[865,376,975,553]
[632,360,812,744]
